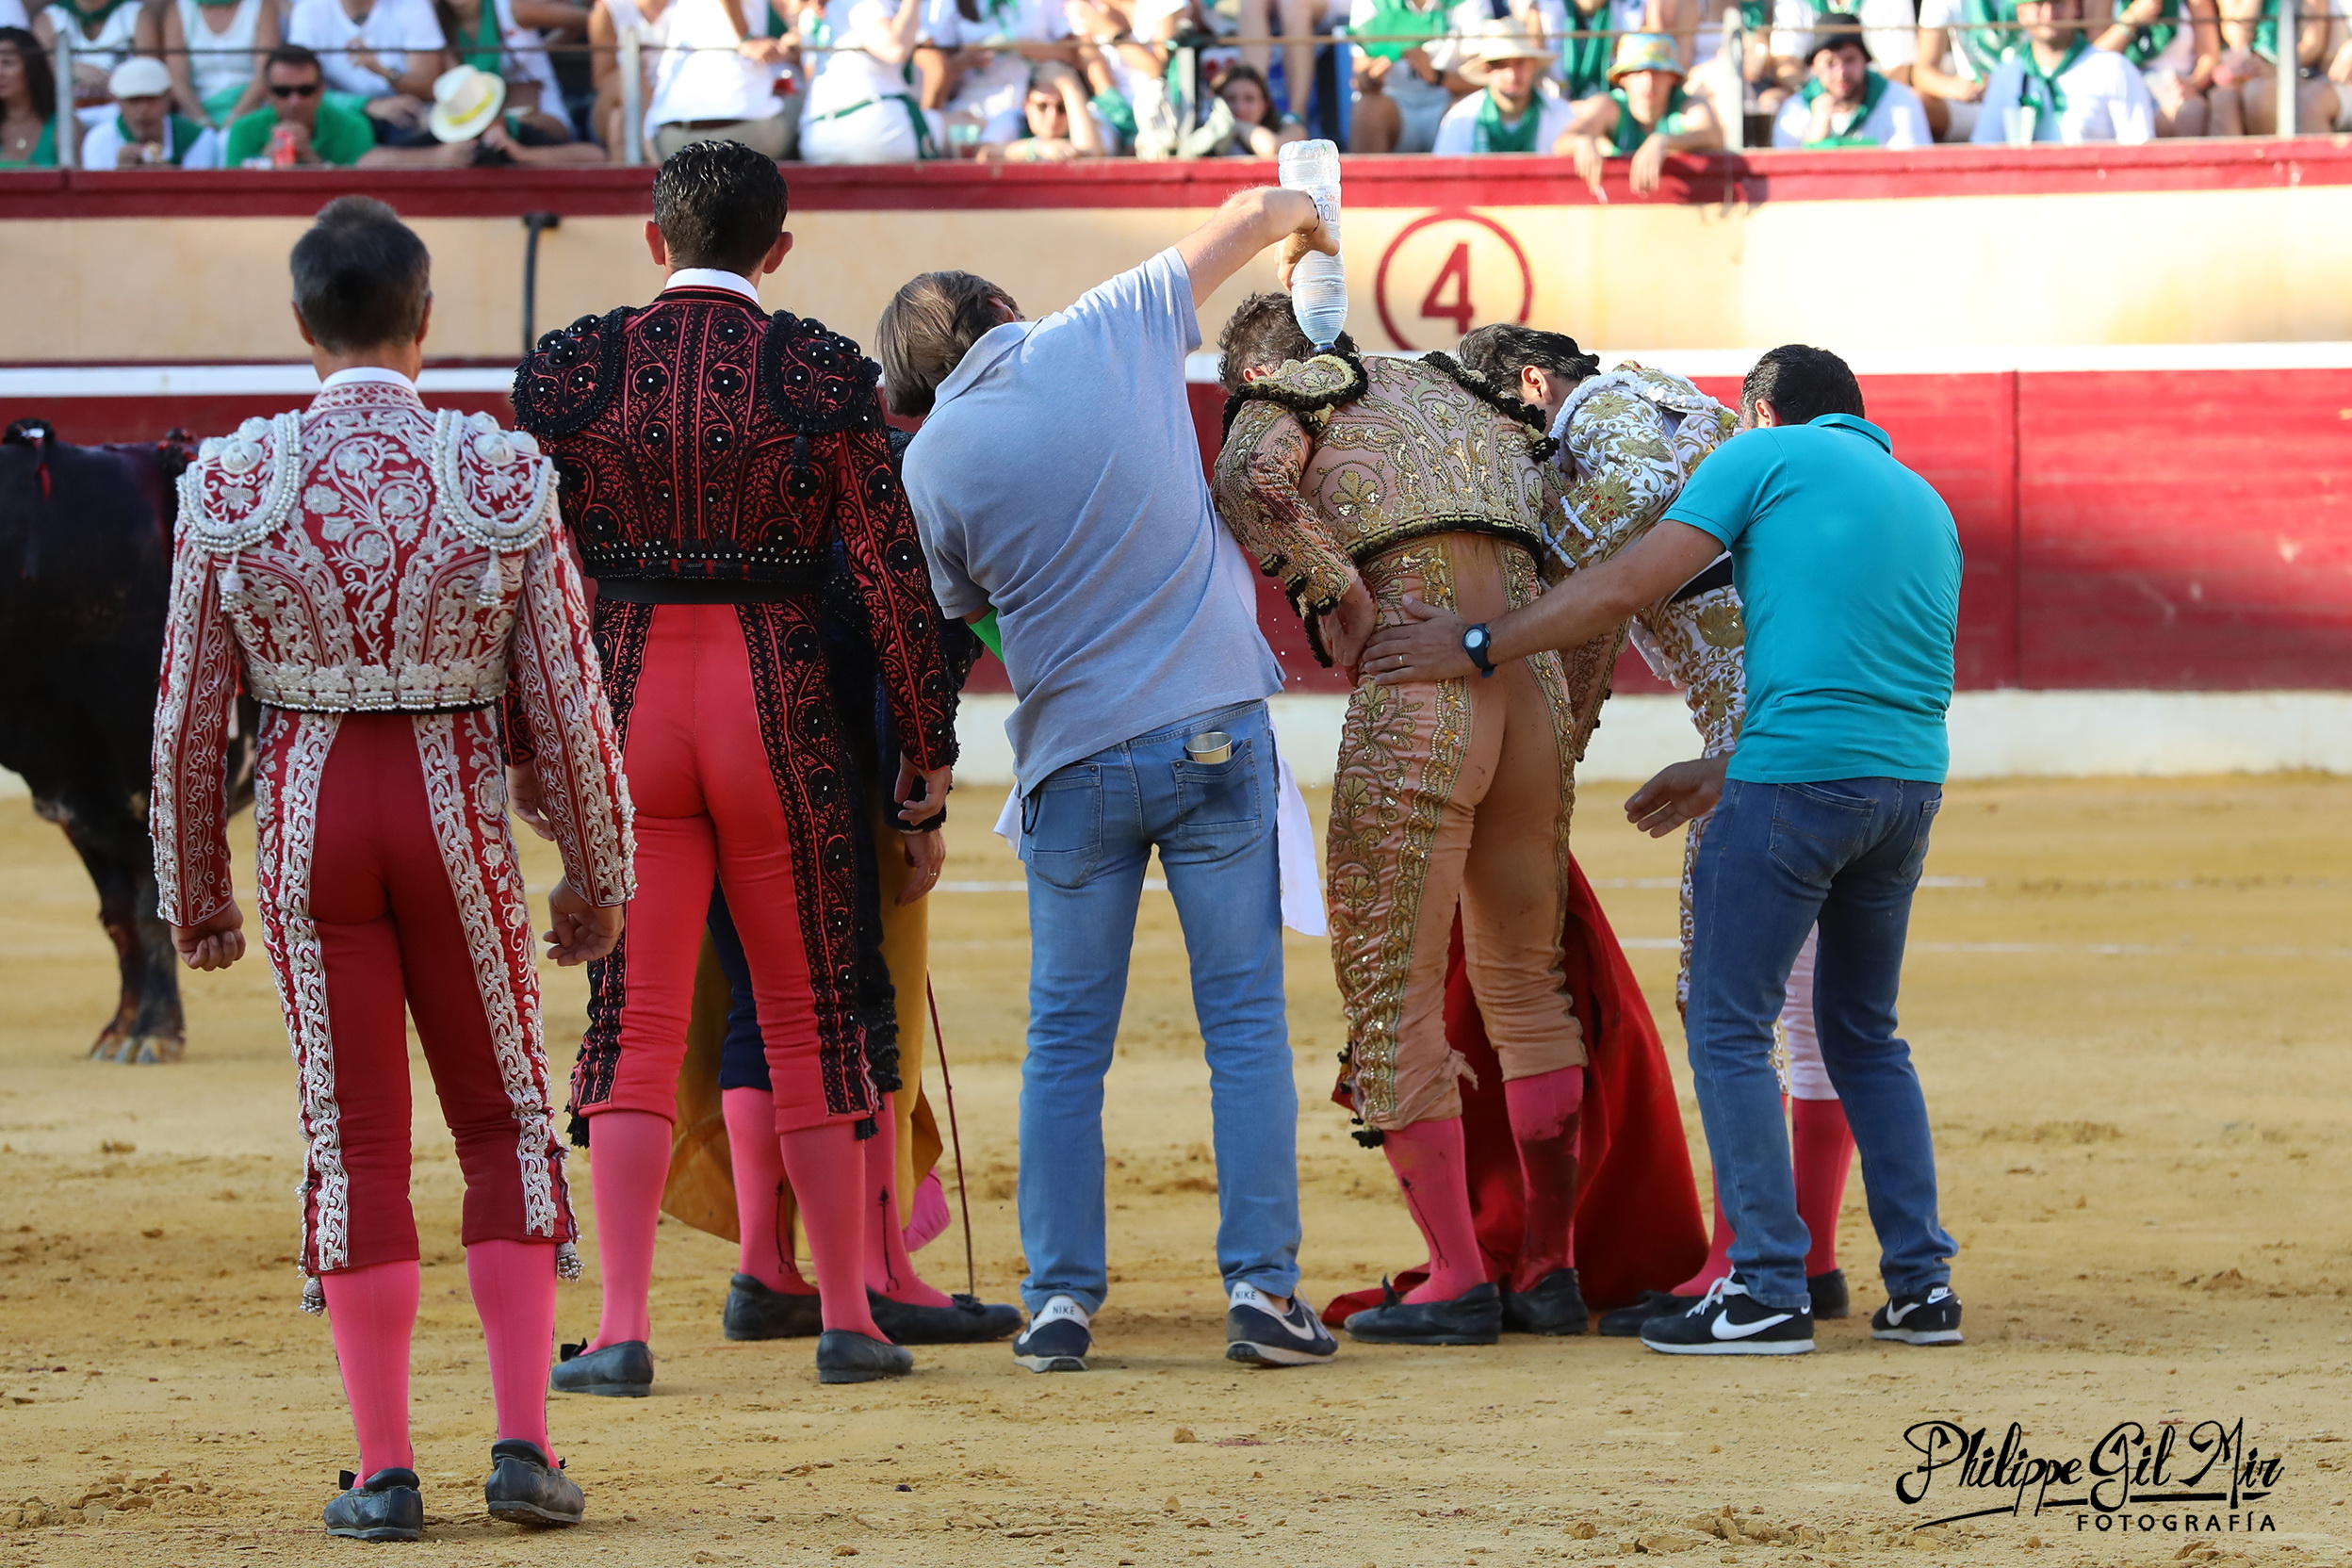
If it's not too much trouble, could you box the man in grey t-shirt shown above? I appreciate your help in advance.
[880,187,1337,1375]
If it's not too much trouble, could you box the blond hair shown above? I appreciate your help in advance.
[874,271,1021,417]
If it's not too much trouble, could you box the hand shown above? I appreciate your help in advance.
[1317,577,1379,678]
[1274,191,1338,290]
[895,756,953,826]
[478,121,514,153]
[1623,754,1730,838]
[347,42,386,76]
[1357,53,1392,89]
[1956,76,1985,103]
[1569,134,1609,202]
[1629,134,1668,197]
[507,762,556,841]
[737,34,791,60]
[172,902,247,972]
[1363,596,1473,685]
[896,827,946,906]
[545,878,623,966]
[281,119,318,161]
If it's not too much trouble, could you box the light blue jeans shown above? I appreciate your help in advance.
[1016,699,1300,1315]
[1686,777,1958,1312]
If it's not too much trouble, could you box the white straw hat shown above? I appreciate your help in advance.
[107,56,172,100]
[427,64,506,143]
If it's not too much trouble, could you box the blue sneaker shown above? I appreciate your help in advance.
[1013,1295,1092,1372]
[1225,1282,1338,1367]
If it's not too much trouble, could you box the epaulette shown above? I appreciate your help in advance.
[760,311,888,436]
[1219,346,1369,439]
[179,412,302,554]
[432,409,554,554]
[511,307,633,439]
[1420,351,1560,463]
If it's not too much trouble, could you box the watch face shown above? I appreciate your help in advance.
[1465,627,1489,649]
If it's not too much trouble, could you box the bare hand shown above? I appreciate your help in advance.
[1363,595,1473,685]
[1570,134,1609,202]
[545,878,623,966]
[1629,134,1668,197]
[172,902,248,972]
[737,35,791,60]
[507,763,556,841]
[1317,577,1379,679]
[896,827,946,906]
[1274,191,1338,291]
[1624,754,1729,838]
[895,756,953,827]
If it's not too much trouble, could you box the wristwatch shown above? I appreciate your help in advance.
[1462,622,1496,678]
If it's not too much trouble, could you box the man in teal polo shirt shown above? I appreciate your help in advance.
[1361,344,1964,1357]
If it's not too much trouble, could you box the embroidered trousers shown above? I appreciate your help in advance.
[255,710,573,1277]
[1330,533,1587,1132]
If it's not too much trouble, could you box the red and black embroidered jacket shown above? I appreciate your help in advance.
[512,289,957,773]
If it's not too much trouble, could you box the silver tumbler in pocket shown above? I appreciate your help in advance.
[1184,731,1233,765]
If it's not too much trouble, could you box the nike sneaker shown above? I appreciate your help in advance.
[1871,1285,1964,1346]
[1013,1294,1093,1372]
[1640,1277,1814,1356]
[1225,1282,1339,1366]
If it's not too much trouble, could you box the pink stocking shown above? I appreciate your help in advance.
[1674,1172,1737,1297]
[776,1119,885,1338]
[584,1108,672,1349]
[1792,1096,1855,1277]
[321,1260,420,1478]
[1503,1066,1584,1290]
[466,1240,558,1464]
[864,1095,951,1307]
[722,1087,814,1295]
[1380,1118,1487,1303]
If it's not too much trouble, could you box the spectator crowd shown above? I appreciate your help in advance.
[0,0,2344,168]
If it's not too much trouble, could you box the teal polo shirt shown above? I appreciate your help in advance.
[1666,414,1961,784]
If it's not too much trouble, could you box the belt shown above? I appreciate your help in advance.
[805,91,935,156]
[596,577,821,605]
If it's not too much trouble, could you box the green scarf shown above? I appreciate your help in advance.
[1474,87,1543,151]
[1560,0,1615,99]
[1952,0,2016,78]
[1607,79,1686,153]
[2249,0,2278,58]
[114,110,210,163]
[449,0,503,70]
[1352,0,1446,60]
[1797,66,1889,145]
[2115,0,2179,66]
[2016,32,2087,125]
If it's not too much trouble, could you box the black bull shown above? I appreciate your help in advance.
[0,419,255,1063]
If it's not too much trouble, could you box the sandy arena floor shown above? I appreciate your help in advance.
[3,776,2349,1568]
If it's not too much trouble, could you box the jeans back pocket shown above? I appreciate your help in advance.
[1023,764,1103,890]
[1170,736,1262,855]
[1767,780,1877,889]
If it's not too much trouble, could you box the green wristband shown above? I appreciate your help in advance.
[971,611,1004,659]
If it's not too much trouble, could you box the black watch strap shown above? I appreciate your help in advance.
[1463,623,1496,678]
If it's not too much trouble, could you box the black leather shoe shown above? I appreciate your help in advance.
[1342,1281,1502,1346]
[725,1275,823,1341]
[869,1291,1023,1345]
[816,1329,914,1384]
[1597,1289,1695,1338]
[323,1466,423,1543]
[1501,1267,1589,1335]
[548,1339,652,1396]
[1809,1267,1851,1320]
[484,1439,584,1527]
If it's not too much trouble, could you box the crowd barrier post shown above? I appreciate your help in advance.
[620,25,645,165]
[2277,0,2297,137]
[1721,13,1744,151]
[54,24,75,171]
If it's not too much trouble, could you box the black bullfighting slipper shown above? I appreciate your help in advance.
[547,1339,653,1396]
[1809,1267,1851,1320]
[1341,1280,1502,1346]
[1596,1289,1695,1338]
[1501,1266,1590,1336]
[322,1466,423,1543]
[869,1290,1024,1345]
[816,1329,915,1384]
[725,1275,824,1341]
[483,1439,584,1527]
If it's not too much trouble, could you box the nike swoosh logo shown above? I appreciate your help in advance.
[1712,1309,1797,1340]
[1885,1300,1919,1325]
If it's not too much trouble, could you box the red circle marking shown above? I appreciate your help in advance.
[1373,210,1537,352]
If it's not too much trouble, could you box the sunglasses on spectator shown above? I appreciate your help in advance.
[270,81,320,97]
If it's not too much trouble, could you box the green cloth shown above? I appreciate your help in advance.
[222,96,377,165]
[1091,87,1136,146]
[1351,0,1446,60]
[1560,0,1616,99]
[1951,0,2016,79]
[1472,89,1543,151]
[1668,416,1962,786]
[200,82,248,122]
[2016,33,2087,120]
[1796,67,1891,145]
[452,0,505,71]
[969,611,1004,659]
[113,110,214,164]
[0,120,57,167]
[1605,80,1689,154]
[2115,0,2179,67]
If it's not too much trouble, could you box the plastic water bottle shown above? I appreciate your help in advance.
[1277,139,1347,351]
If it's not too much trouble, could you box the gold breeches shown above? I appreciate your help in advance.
[1327,532,1586,1132]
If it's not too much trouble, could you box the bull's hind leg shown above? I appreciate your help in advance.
[126,868,187,1063]
[47,794,184,1063]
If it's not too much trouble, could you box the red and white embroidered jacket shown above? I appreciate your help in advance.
[151,377,635,924]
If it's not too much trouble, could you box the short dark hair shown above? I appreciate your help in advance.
[1453,324,1601,389]
[1806,11,1871,61]
[652,139,790,276]
[1214,293,1357,394]
[1741,344,1865,425]
[0,27,57,122]
[290,197,432,352]
[874,270,1021,417]
[264,43,324,77]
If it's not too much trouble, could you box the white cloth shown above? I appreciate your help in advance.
[1705,0,1915,69]
[320,366,419,389]
[925,0,1067,139]
[286,0,448,98]
[804,0,918,113]
[662,268,761,300]
[1429,83,1576,150]
[1917,0,2003,80]
[646,0,784,127]
[80,113,224,165]
[0,0,26,31]
[177,0,266,106]
[1775,927,1837,1101]
[41,0,142,71]
[1970,42,2153,142]
[1771,72,1931,143]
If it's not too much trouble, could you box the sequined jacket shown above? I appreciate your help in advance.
[511,288,956,772]
[1214,352,1562,650]
[150,378,636,925]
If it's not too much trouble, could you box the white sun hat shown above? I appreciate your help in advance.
[428,63,507,143]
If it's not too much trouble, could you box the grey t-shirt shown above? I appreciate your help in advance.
[905,247,1285,794]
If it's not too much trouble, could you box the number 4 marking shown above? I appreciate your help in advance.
[1419,242,1474,337]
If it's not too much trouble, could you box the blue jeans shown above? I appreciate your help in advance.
[1686,777,1957,1312]
[1017,699,1299,1315]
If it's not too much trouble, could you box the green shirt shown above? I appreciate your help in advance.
[0,121,57,168]
[1606,81,1690,154]
[1666,416,1962,785]
[222,97,376,167]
